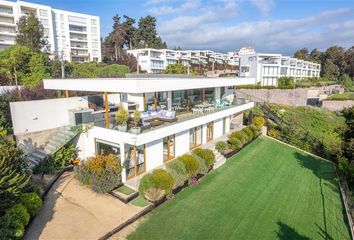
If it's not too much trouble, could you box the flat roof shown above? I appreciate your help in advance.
[43,77,256,93]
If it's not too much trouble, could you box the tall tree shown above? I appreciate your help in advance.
[322,58,340,79]
[110,15,126,60]
[15,13,48,52]
[293,48,309,61]
[345,46,354,78]
[135,15,166,49]
[123,15,136,50]
[309,48,322,63]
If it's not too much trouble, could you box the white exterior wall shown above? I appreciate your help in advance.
[202,124,207,144]
[240,53,321,86]
[145,139,163,172]
[0,0,101,62]
[10,96,88,135]
[175,130,190,157]
[213,118,224,138]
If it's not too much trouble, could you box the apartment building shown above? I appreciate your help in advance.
[240,53,321,86]
[10,76,255,183]
[0,0,101,62]
[127,48,236,74]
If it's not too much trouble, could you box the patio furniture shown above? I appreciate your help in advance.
[223,99,231,107]
[144,118,165,127]
[192,108,203,114]
[141,109,177,123]
[215,99,225,109]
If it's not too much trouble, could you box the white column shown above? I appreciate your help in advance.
[202,124,207,144]
[120,144,126,183]
[225,116,231,133]
[215,87,221,101]
[167,91,172,110]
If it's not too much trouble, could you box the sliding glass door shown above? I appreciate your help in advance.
[125,144,146,179]
[207,122,214,142]
[189,126,202,149]
[163,135,175,162]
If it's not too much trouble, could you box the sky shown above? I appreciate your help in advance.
[17,0,354,55]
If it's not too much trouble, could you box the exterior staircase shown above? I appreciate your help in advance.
[27,126,80,167]
[212,148,226,169]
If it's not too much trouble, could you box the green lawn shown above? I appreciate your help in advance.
[327,92,354,100]
[128,137,351,240]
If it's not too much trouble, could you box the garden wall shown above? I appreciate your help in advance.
[321,100,354,111]
[236,85,344,106]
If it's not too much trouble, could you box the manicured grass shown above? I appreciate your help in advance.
[117,185,136,195]
[128,137,350,240]
[327,92,354,100]
[131,196,150,207]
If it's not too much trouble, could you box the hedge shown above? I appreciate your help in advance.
[192,148,215,168]
[178,154,200,177]
[166,159,188,188]
[230,131,246,145]
[242,127,254,142]
[19,193,42,218]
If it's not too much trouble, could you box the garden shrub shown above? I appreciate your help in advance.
[240,131,250,143]
[229,131,246,145]
[0,213,25,239]
[178,154,200,177]
[74,154,122,193]
[192,148,215,168]
[268,128,280,138]
[166,159,188,188]
[228,136,242,149]
[144,188,165,202]
[53,145,76,168]
[252,116,265,129]
[249,124,260,136]
[138,173,154,196]
[215,141,228,153]
[242,127,254,142]
[194,155,208,175]
[5,204,30,226]
[150,169,174,196]
[19,193,42,218]
[33,156,56,175]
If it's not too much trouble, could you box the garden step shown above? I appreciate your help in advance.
[29,150,47,160]
[27,155,41,166]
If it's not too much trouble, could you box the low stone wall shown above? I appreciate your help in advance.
[321,100,354,111]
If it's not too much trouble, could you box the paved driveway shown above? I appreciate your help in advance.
[24,171,141,240]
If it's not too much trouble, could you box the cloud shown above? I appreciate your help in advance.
[149,0,200,15]
[156,7,353,54]
[249,0,274,16]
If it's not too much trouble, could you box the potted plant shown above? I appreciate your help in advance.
[115,104,129,132]
[130,109,141,134]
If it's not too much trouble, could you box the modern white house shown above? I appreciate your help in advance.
[239,53,321,86]
[10,76,255,185]
[127,48,238,74]
[0,0,101,62]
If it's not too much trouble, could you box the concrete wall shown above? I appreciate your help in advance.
[236,88,309,106]
[236,85,344,107]
[322,100,354,111]
[10,97,89,135]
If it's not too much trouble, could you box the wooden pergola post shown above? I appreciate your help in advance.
[65,90,69,98]
[104,92,109,128]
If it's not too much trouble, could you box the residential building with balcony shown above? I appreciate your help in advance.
[127,48,236,74]
[10,76,255,184]
[0,0,101,62]
[239,53,321,86]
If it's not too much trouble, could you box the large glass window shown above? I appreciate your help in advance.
[95,139,120,159]
[163,135,175,162]
[125,145,145,179]
[145,92,155,110]
[190,126,202,149]
[172,90,187,113]
[157,92,168,110]
[205,88,215,104]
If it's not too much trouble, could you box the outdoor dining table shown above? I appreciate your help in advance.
[195,103,214,112]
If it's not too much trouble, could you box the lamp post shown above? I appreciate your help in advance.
[60,48,69,98]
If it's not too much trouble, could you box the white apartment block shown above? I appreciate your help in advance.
[127,48,238,74]
[240,53,321,86]
[0,0,101,62]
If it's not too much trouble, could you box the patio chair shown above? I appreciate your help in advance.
[223,99,231,107]
[215,99,224,109]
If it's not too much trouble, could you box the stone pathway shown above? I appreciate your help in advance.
[24,171,142,240]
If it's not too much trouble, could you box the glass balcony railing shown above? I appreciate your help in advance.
[85,98,250,135]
